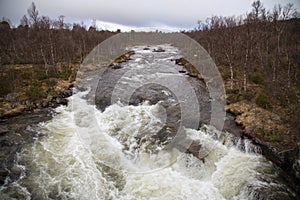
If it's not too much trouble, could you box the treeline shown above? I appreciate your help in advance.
[185,1,300,131]
[186,1,299,90]
[0,2,115,68]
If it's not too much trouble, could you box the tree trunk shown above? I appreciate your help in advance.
[40,45,48,76]
[225,52,234,89]
[287,53,291,88]
[243,48,249,92]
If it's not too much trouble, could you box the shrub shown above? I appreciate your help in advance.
[25,81,44,100]
[226,88,242,103]
[242,91,255,101]
[248,72,264,84]
[0,75,11,97]
[255,92,271,109]
[59,70,72,80]
[36,71,48,80]
[46,79,57,87]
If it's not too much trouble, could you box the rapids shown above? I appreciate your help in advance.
[1,90,294,200]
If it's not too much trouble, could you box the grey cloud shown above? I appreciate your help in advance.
[0,0,299,29]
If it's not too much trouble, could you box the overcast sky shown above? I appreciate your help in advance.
[0,0,299,31]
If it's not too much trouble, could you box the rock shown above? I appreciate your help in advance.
[56,97,62,104]
[246,182,297,200]
[42,100,48,108]
[0,125,9,135]
[63,89,72,97]
[36,102,42,109]
[0,169,9,185]
[10,102,18,109]
[109,51,135,67]
[25,100,31,106]
[293,159,300,179]
[111,63,122,69]
[153,47,165,52]
[5,93,19,103]
[174,58,204,80]
[47,95,53,102]
[60,98,68,105]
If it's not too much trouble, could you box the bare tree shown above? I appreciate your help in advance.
[58,15,65,29]
[27,2,39,26]
[20,15,30,27]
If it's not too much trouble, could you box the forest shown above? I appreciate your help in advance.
[186,1,300,134]
[0,1,299,134]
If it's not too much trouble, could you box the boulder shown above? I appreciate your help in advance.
[5,93,19,103]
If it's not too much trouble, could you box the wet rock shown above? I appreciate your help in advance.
[60,98,68,105]
[173,58,204,80]
[0,125,9,135]
[293,159,300,179]
[42,100,48,108]
[63,89,72,97]
[56,97,62,104]
[246,181,298,200]
[109,51,134,67]
[153,47,165,52]
[111,63,122,69]
[0,109,52,188]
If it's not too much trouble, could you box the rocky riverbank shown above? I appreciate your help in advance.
[226,101,300,184]
[172,50,299,185]
[0,81,73,119]
[0,88,74,189]
[0,65,75,189]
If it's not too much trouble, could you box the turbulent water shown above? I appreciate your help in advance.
[0,90,292,200]
[1,44,297,199]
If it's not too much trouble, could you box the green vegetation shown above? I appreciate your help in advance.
[255,93,271,109]
[25,80,43,100]
[257,128,281,142]
[248,73,264,84]
[0,75,11,97]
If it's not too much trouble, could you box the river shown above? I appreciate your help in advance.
[0,44,298,199]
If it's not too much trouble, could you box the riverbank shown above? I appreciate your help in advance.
[176,56,300,184]
[0,64,77,119]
